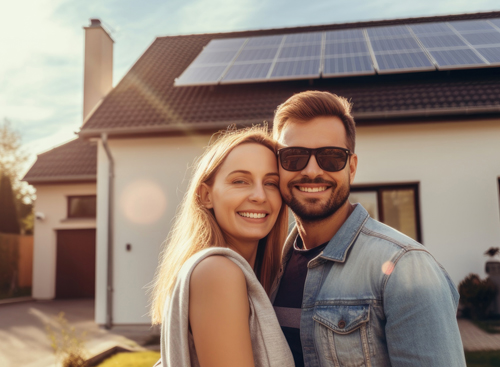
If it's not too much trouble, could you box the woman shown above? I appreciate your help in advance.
[150,125,295,367]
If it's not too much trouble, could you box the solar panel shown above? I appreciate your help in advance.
[375,51,434,72]
[367,26,411,38]
[409,23,454,35]
[278,44,322,59]
[370,37,421,52]
[204,38,246,51]
[193,49,240,64]
[175,65,229,86]
[325,29,365,41]
[416,34,467,48]
[429,49,487,68]
[235,47,279,62]
[284,32,322,45]
[221,62,273,83]
[269,59,321,79]
[324,40,369,56]
[449,20,495,32]
[460,31,500,46]
[489,19,500,28]
[176,16,500,86]
[475,46,500,64]
[323,55,374,76]
[246,35,284,47]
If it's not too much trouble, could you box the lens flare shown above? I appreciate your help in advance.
[382,261,395,275]
[120,179,167,225]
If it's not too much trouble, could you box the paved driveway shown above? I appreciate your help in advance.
[0,299,157,367]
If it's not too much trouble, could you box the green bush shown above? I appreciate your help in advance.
[459,273,497,320]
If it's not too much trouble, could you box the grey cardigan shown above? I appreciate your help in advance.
[159,247,295,367]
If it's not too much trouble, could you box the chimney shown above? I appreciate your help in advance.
[83,19,114,124]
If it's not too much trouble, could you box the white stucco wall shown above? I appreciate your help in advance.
[32,183,96,299]
[95,135,209,325]
[355,119,500,285]
[95,118,500,324]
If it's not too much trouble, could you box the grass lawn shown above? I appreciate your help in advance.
[465,350,500,367]
[96,351,160,367]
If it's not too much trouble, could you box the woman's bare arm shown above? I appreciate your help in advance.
[189,256,255,367]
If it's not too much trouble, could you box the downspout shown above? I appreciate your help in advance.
[101,133,114,329]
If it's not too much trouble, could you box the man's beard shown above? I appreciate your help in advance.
[283,177,350,222]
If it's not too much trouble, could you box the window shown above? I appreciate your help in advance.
[349,183,421,242]
[67,196,97,218]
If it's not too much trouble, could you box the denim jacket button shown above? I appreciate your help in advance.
[338,320,346,328]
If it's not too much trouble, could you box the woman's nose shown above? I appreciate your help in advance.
[249,184,266,203]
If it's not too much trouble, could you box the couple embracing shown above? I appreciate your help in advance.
[150,91,466,367]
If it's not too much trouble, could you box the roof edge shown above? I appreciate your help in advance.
[79,121,250,138]
[23,175,97,185]
[79,105,500,137]
[155,10,500,39]
[354,105,500,119]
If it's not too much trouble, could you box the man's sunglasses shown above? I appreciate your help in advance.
[277,146,352,172]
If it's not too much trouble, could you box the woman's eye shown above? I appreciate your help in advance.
[233,180,246,184]
[265,181,279,187]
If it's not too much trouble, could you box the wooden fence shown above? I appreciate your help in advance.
[0,233,33,298]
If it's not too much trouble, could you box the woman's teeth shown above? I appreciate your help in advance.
[238,212,267,219]
[298,186,328,193]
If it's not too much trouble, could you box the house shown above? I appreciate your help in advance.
[25,12,500,326]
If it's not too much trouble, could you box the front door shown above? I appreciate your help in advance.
[56,229,96,298]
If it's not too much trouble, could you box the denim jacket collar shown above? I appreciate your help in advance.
[320,204,369,263]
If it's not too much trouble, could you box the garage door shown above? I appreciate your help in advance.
[56,229,96,299]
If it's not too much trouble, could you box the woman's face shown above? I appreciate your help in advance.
[202,143,282,247]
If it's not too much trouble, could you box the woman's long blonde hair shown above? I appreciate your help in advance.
[150,125,288,325]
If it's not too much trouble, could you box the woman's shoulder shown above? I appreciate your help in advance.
[190,255,246,293]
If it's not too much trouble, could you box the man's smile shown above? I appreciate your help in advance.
[296,185,330,193]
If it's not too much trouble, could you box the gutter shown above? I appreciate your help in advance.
[101,133,115,330]
[23,175,96,185]
[79,105,500,138]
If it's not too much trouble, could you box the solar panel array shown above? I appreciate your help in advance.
[175,18,500,86]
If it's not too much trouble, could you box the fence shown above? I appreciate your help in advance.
[0,233,33,299]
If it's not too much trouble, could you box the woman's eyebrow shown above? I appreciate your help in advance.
[226,170,279,177]
[227,170,251,176]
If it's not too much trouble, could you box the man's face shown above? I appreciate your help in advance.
[278,116,358,222]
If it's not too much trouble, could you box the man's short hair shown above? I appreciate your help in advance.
[273,91,356,152]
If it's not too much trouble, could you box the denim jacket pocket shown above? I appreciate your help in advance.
[313,305,371,367]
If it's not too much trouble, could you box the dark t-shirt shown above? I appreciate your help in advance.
[273,237,328,367]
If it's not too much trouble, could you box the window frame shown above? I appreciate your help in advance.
[350,182,422,243]
[67,195,97,219]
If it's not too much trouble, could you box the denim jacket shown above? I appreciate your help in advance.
[270,204,466,367]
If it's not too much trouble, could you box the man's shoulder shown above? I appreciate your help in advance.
[359,216,425,253]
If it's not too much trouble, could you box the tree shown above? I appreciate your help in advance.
[0,118,35,234]
[0,173,20,234]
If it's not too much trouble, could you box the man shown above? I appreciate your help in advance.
[270,91,466,367]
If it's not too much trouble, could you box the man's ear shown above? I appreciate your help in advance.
[199,183,213,209]
[349,153,358,183]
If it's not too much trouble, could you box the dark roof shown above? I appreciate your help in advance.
[77,10,500,137]
[23,138,97,184]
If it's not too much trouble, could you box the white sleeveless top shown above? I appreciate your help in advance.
[160,247,295,367]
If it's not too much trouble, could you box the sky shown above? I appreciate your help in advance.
[1,0,499,175]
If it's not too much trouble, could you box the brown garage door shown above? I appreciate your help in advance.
[56,229,96,299]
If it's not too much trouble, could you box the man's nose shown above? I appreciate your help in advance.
[301,154,324,179]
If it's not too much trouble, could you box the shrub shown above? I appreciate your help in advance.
[459,273,497,320]
[45,312,88,367]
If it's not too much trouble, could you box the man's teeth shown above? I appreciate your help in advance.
[238,212,267,219]
[298,186,328,193]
